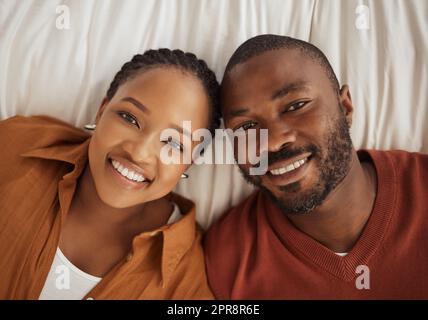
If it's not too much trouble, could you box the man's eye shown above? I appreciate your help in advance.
[287,101,308,112]
[118,111,139,128]
[236,121,257,131]
[162,136,184,152]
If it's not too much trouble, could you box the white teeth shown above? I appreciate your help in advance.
[110,159,146,183]
[121,168,129,177]
[112,160,120,169]
[269,157,308,176]
[127,171,134,180]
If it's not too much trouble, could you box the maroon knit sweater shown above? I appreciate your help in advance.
[204,150,428,299]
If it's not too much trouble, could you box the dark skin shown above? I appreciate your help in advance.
[59,68,210,277]
[222,48,377,253]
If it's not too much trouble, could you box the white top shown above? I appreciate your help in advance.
[335,252,348,257]
[39,202,181,300]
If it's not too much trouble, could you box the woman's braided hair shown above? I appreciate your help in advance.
[106,48,221,134]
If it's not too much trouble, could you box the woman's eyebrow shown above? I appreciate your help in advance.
[169,124,192,138]
[121,97,150,114]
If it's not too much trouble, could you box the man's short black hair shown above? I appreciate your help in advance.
[223,34,340,93]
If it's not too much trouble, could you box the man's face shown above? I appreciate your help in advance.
[221,49,354,215]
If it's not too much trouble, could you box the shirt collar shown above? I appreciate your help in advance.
[131,193,197,287]
[19,128,90,181]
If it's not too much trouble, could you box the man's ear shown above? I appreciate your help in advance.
[95,97,109,124]
[339,85,354,128]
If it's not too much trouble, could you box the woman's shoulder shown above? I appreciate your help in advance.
[0,115,90,177]
[0,115,89,157]
[1,114,74,129]
[0,114,87,140]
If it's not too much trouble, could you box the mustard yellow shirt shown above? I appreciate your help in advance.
[0,115,213,300]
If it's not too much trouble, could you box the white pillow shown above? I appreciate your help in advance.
[1,0,427,229]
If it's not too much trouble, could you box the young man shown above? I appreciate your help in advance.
[204,34,428,299]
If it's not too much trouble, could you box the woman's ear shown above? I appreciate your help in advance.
[181,164,192,179]
[339,85,354,128]
[95,97,109,124]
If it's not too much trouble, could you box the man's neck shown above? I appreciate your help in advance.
[286,151,378,253]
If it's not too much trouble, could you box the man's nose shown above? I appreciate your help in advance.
[264,121,297,154]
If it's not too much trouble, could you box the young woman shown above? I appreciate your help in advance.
[0,49,220,299]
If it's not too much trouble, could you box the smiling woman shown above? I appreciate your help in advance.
[0,48,220,300]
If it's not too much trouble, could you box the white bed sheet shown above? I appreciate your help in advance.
[1,0,427,229]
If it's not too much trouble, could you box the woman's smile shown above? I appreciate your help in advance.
[106,156,152,191]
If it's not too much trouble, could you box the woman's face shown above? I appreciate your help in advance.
[88,67,210,208]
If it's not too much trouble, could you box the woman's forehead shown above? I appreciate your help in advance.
[112,68,210,130]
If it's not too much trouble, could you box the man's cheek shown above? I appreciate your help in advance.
[236,163,249,176]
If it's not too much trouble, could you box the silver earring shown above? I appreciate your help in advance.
[181,173,189,179]
[84,124,96,131]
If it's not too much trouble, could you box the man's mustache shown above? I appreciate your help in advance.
[249,145,319,169]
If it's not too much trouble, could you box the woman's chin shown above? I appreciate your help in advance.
[94,186,140,209]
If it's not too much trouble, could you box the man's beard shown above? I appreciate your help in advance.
[237,106,353,215]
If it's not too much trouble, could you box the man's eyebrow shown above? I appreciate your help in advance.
[121,97,150,114]
[169,124,191,138]
[227,108,249,119]
[271,81,310,100]
[226,81,310,119]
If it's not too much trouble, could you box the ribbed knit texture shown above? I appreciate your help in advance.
[205,150,428,299]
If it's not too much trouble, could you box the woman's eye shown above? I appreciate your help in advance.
[236,121,257,131]
[118,111,139,128]
[287,101,308,112]
[162,136,184,152]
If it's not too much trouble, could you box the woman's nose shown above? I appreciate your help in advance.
[125,133,160,164]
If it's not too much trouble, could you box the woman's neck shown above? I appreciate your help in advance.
[68,163,173,235]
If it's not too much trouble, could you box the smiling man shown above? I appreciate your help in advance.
[204,34,428,299]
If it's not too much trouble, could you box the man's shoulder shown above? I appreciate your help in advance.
[205,190,260,241]
[361,149,428,203]
[203,190,262,299]
[365,148,428,162]
[365,149,428,176]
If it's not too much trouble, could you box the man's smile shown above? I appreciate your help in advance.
[265,154,313,187]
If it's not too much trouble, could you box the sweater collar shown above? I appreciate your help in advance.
[264,150,397,280]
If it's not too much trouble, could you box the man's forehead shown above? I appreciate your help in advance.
[223,49,316,101]
[229,48,308,79]
[223,49,322,95]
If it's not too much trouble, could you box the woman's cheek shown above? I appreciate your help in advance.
[158,164,186,187]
